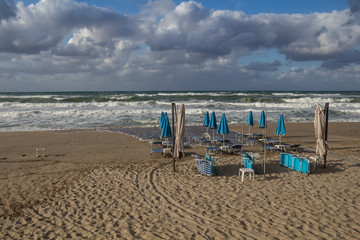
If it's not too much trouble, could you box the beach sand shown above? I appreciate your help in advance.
[0,122,359,239]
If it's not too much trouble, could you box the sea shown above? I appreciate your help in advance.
[0,91,359,132]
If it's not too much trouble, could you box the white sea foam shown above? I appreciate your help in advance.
[0,91,359,131]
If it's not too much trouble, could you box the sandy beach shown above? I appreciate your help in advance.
[0,122,359,239]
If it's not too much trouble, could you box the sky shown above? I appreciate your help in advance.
[1,0,360,92]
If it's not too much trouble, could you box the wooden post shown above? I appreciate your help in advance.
[172,103,176,172]
[323,102,329,168]
[264,110,267,177]
[242,108,244,146]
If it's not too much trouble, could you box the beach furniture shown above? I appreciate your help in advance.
[195,154,215,176]
[229,144,242,154]
[275,144,287,152]
[151,148,163,155]
[238,168,255,182]
[206,146,221,155]
[242,152,262,173]
[151,141,163,155]
[151,135,160,141]
[188,132,211,145]
[220,144,242,154]
[288,144,301,152]
[243,152,254,169]
[274,143,302,153]
[246,138,257,145]
[189,136,202,144]
[200,132,212,145]
[234,132,243,141]
[262,144,278,151]
[162,140,173,148]
[210,136,223,146]
[151,140,170,156]
[280,153,317,173]
[265,138,280,145]
[162,148,172,157]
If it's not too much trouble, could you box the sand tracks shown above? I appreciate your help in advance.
[134,162,259,239]
[1,159,359,239]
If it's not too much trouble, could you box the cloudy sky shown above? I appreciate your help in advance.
[1,0,360,91]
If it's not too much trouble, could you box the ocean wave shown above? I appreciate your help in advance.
[0,91,359,131]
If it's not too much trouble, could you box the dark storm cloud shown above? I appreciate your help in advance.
[0,0,16,20]
[321,49,360,69]
[349,0,360,13]
[0,0,360,91]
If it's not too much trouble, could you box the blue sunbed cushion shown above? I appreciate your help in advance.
[151,148,163,153]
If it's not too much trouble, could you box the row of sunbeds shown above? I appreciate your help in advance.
[150,136,173,157]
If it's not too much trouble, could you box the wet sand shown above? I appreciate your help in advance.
[0,122,359,239]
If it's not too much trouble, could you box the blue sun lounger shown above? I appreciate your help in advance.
[262,145,278,151]
[221,144,242,154]
[280,153,314,173]
[195,154,214,176]
[243,153,254,169]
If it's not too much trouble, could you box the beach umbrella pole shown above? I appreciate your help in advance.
[172,103,176,172]
[324,103,329,168]
[263,142,266,177]
[242,109,244,146]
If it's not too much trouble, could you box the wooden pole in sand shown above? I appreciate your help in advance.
[323,102,329,168]
[172,103,176,172]
[264,110,267,177]
[242,108,244,146]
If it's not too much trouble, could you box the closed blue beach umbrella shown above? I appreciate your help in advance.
[246,110,254,134]
[159,111,165,128]
[217,113,229,145]
[275,114,286,144]
[259,110,266,128]
[161,114,172,138]
[259,110,266,137]
[217,113,229,134]
[160,112,168,129]
[208,111,217,129]
[208,111,217,139]
[203,111,210,133]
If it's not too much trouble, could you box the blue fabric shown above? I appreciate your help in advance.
[208,111,217,129]
[217,113,229,134]
[160,115,172,138]
[205,154,213,161]
[160,112,168,129]
[243,153,254,169]
[275,114,286,136]
[259,110,266,128]
[280,153,310,173]
[246,110,254,126]
[159,111,165,128]
[203,111,210,126]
